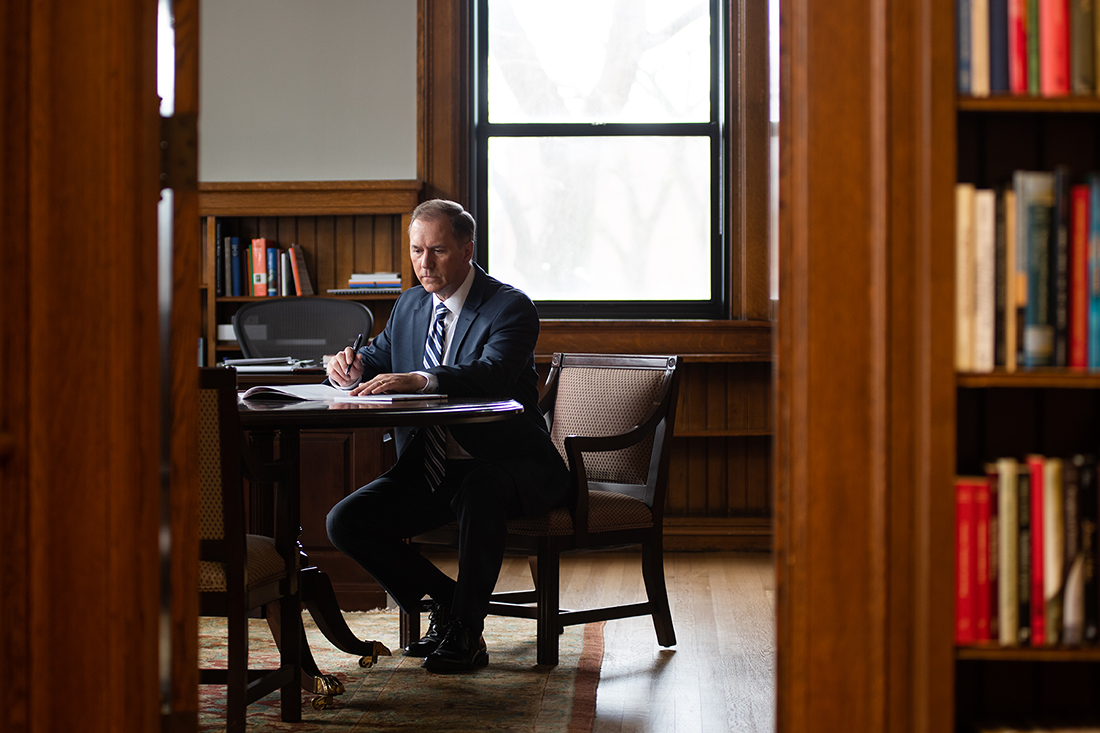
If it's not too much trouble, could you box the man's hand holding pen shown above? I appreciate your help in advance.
[327,333,364,388]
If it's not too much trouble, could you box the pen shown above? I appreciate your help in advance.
[345,332,363,376]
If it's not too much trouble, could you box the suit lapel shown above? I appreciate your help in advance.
[449,267,488,361]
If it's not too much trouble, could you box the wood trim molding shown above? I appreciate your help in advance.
[417,0,470,205]
[198,180,422,216]
[729,0,773,320]
[535,319,772,360]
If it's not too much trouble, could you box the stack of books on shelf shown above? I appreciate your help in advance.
[955,455,1099,647]
[958,0,1098,97]
[326,272,402,296]
[214,230,314,297]
[955,169,1100,372]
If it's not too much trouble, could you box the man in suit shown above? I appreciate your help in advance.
[326,199,570,673]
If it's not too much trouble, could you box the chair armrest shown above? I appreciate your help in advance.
[563,417,663,548]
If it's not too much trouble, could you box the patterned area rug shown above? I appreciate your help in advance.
[198,610,603,732]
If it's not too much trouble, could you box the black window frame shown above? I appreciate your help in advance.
[469,0,728,319]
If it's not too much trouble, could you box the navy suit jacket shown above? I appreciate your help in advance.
[355,265,569,515]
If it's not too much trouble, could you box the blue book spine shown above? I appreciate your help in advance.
[989,0,1010,92]
[267,247,279,297]
[1025,202,1054,366]
[230,237,242,297]
[213,219,224,296]
[959,0,972,93]
[1089,174,1100,368]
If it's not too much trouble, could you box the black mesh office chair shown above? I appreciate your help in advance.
[232,298,373,365]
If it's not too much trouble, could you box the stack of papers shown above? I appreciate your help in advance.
[240,383,446,403]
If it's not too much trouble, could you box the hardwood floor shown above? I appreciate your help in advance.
[424,550,776,733]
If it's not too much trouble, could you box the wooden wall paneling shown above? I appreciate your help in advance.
[722,436,744,513]
[315,216,337,292]
[276,215,297,252]
[297,216,318,289]
[706,363,730,432]
[704,435,730,510]
[334,216,355,286]
[745,436,770,513]
[257,215,277,244]
[745,362,772,432]
[686,438,710,514]
[1043,116,1097,171]
[351,215,372,273]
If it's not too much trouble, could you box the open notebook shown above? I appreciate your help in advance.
[240,383,446,403]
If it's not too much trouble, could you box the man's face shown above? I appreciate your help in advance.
[410,216,473,300]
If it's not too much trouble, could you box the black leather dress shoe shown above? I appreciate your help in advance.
[422,619,489,673]
[403,600,451,658]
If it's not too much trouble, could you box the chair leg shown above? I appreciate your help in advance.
[641,539,676,647]
[226,607,247,733]
[400,605,420,651]
[534,542,560,666]
[278,592,303,723]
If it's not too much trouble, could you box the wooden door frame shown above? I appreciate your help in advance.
[0,1,199,731]
[774,0,956,730]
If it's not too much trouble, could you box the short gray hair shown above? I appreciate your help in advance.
[410,199,476,244]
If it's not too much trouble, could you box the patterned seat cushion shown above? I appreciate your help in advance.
[198,534,288,592]
[428,490,653,539]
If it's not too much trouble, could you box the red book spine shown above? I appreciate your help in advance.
[1039,0,1070,95]
[957,478,978,644]
[251,238,268,296]
[975,478,992,640]
[1070,185,1090,368]
[1008,0,1029,93]
[1028,455,1046,644]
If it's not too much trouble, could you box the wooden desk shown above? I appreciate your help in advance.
[237,395,524,703]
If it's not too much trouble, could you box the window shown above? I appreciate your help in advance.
[472,0,726,318]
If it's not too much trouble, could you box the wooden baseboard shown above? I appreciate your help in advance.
[663,517,772,552]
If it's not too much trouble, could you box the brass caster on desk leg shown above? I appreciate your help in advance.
[360,639,392,667]
[310,695,333,711]
[312,674,345,696]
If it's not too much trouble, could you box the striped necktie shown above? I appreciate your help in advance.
[422,301,449,489]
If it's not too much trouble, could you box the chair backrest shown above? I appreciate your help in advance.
[540,353,681,512]
[198,366,245,592]
[232,297,373,364]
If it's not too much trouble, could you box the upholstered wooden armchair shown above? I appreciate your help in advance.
[406,352,682,666]
[198,367,302,733]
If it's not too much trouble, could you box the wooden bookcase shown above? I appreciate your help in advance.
[198,180,420,366]
[954,99,1100,729]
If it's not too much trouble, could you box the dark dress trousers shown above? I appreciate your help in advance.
[326,265,570,624]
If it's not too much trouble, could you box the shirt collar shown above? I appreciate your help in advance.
[433,263,476,317]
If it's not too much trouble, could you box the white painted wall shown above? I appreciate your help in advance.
[199,0,416,181]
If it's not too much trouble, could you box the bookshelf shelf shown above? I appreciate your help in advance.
[958,96,1100,113]
[957,646,1100,662]
[957,370,1100,389]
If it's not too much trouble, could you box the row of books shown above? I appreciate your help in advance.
[324,271,402,296]
[214,235,314,298]
[955,169,1100,372]
[958,0,1099,97]
[955,455,1098,646]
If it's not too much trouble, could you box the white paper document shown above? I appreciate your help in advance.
[240,383,446,403]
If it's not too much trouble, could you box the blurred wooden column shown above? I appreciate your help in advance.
[774,0,956,730]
